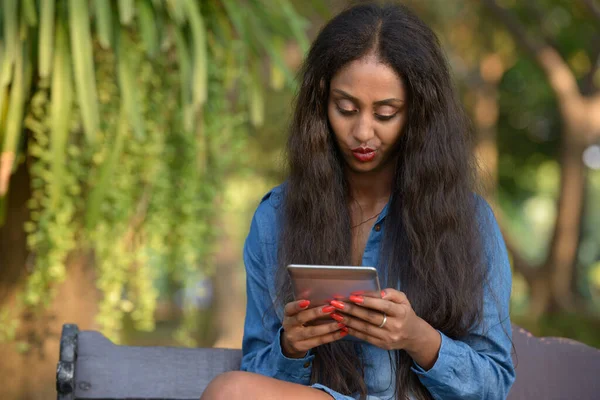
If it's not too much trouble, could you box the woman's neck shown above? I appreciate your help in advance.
[346,162,395,208]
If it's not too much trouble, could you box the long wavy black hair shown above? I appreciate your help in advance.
[276,3,486,399]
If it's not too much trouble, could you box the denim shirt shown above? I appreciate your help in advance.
[240,184,515,400]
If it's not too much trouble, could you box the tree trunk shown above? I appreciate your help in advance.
[0,163,100,400]
[528,274,553,318]
[546,127,588,311]
[0,163,30,305]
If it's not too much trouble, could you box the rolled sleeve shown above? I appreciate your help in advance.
[411,330,463,387]
[410,198,515,399]
[273,326,315,379]
[240,208,314,384]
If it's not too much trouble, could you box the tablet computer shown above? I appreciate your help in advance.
[287,264,381,307]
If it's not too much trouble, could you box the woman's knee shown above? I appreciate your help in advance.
[200,371,259,400]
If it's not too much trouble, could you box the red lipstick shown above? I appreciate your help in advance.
[351,147,376,162]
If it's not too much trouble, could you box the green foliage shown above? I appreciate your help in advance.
[512,312,600,349]
[0,0,311,344]
[491,1,600,299]
[24,86,78,309]
[580,171,600,305]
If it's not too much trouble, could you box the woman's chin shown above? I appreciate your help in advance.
[346,159,380,173]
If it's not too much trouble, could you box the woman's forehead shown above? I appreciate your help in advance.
[330,57,405,103]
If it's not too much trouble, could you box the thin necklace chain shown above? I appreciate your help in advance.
[351,205,386,229]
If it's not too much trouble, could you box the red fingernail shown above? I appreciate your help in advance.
[299,300,310,308]
[337,322,346,329]
[322,305,335,313]
[381,290,386,298]
[340,330,348,337]
[330,313,344,322]
[330,300,345,310]
[342,326,349,333]
[349,295,364,304]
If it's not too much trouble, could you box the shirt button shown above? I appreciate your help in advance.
[303,361,311,368]
[374,224,381,232]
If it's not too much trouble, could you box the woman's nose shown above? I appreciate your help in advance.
[352,114,375,143]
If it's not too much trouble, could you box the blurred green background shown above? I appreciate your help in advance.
[0,0,599,398]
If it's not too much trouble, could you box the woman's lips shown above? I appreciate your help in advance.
[351,147,376,162]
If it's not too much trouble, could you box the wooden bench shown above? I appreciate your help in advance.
[56,323,600,400]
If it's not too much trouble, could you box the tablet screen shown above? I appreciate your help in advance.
[287,264,381,306]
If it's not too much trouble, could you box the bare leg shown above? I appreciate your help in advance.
[200,371,334,400]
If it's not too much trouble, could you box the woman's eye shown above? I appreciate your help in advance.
[375,113,397,121]
[336,105,356,115]
[335,104,397,121]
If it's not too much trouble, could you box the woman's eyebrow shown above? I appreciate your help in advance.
[332,89,404,105]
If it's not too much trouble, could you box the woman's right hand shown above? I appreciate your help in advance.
[281,300,348,358]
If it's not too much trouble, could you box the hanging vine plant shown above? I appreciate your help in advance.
[0,0,315,344]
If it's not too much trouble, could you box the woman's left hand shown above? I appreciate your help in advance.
[328,288,442,370]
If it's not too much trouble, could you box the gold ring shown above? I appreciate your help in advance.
[378,313,387,328]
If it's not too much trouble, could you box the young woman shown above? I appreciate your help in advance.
[201,3,515,400]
